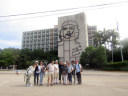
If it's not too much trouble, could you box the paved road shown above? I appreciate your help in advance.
[0,70,128,96]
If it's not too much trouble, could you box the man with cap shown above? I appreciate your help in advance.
[75,60,82,84]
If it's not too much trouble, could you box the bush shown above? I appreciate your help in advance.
[80,46,107,69]
[103,61,128,71]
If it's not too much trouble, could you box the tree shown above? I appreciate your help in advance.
[0,47,59,69]
[101,29,110,49]
[80,46,95,68]
[45,50,59,63]
[1,50,13,67]
[93,46,107,69]
[121,38,128,60]
[108,29,119,49]
[80,46,107,69]
[93,31,103,47]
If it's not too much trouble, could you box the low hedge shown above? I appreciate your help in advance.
[103,61,128,71]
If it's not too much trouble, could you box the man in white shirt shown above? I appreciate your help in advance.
[47,61,55,86]
[75,60,82,84]
[54,60,59,84]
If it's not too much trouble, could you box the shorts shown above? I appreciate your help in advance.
[54,72,59,79]
[48,72,54,79]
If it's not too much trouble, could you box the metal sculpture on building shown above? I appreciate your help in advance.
[58,12,88,62]
[58,20,82,62]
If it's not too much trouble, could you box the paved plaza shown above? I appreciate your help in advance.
[0,70,128,96]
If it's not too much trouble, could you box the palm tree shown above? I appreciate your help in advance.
[108,29,119,62]
[101,29,110,49]
[93,31,103,47]
[109,29,119,49]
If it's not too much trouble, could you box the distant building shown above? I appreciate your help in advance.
[22,13,97,52]
[22,28,58,51]
[22,25,97,51]
[88,25,97,46]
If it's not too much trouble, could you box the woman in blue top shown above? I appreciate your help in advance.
[67,62,74,84]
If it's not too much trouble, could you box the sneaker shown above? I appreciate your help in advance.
[30,85,33,87]
[50,84,53,86]
[26,85,29,87]
[39,84,42,86]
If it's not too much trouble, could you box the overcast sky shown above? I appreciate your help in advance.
[0,0,128,49]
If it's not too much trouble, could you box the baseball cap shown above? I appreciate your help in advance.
[63,62,66,64]
[35,61,39,63]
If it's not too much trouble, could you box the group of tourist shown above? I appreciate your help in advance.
[25,60,82,87]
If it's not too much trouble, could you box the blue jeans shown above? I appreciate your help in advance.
[76,72,81,84]
[34,73,39,85]
[68,73,72,83]
[72,70,76,84]
[40,72,44,84]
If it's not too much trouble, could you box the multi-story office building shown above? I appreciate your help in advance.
[22,28,58,51]
[87,25,97,46]
[22,26,97,51]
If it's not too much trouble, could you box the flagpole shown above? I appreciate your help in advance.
[116,19,124,62]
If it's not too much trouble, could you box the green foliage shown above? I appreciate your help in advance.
[1,49,13,67]
[93,46,107,68]
[121,38,128,60]
[0,48,59,69]
[103,61,128,71]
[0,60,7,68]
[80,46,107,69]
[106,38,128,62]
[80,46,95,68]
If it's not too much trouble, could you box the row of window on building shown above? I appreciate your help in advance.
[22,26,97,51]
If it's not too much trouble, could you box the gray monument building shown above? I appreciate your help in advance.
[58,12,88,62]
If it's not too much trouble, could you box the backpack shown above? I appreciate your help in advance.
[78,64,82,72]
[76,64,82,72]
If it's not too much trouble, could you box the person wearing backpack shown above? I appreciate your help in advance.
[39,62,46,86]
[75,60,82,84]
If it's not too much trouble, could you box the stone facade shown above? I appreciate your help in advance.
[58,12,88,62]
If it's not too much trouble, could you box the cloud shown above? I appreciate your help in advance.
[0,39,21,49]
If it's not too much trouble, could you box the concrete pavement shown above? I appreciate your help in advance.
[0,70,128,96]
